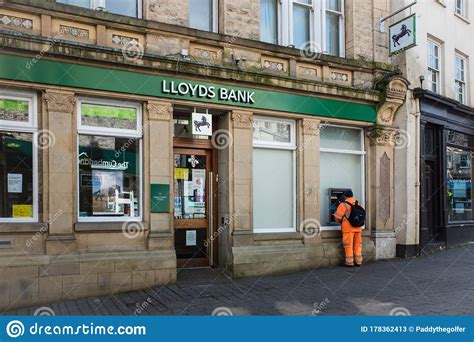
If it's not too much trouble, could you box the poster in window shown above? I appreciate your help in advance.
[92,170,124,215]
[192,169,206,214]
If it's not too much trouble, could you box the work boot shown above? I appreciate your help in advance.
[354,263,361,268]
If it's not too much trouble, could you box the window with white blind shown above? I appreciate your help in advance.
[252,117,296,233]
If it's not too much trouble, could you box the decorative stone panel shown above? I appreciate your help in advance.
[58,24,89,40]
[261,56,288,74]
[190,44,223,63]
[297,63,322,81]
[0,9,39,34]
[329,68,352,85]
[107,29,144,49]
[51,19,95,43]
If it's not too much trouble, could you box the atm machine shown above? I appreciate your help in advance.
[328,188,352,225]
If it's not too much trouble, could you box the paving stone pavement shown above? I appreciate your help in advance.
[5,244,474,316]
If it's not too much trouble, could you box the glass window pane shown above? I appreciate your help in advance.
[79,135,140,218]
[320,152,363,226]
[81,103,137,130]
[293,5,311,48]
[326,13,340,56]
[253,148,294,230]
[173,153,207,219]
[447,146,472,222]
[320,126,362,151]
[105,0,137,17]
[57,0,90,8]
[326,0,341,12]
[253,119,291,144]
[189,0,213,31]
[0,131,34,219]
[261,0,278,44]
[0,97,29,123]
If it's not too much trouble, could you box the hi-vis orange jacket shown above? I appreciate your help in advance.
[334,197,363,234]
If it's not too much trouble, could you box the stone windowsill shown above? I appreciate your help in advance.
[74,222,147,232]
[0,223,47,234]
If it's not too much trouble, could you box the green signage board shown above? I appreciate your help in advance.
[150,184,170,213]
[0,54,376,122]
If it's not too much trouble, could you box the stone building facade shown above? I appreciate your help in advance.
[0,0,407,309]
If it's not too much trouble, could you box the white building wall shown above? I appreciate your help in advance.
[389,0,474,251]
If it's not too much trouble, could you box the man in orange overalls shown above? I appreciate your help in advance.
[333,190,363,268]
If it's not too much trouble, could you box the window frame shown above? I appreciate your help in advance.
[0,89,38,223]
[77,97,143,138]
[455,54,467,104]
[276,0,345,57]
[455,0,466,18]
[319,124,366,231]
[322,0,345,58]
[252,116,297,233]
[427,40,441,94]
[76,97,143,223]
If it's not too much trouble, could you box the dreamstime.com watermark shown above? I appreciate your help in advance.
[5,320,146,338]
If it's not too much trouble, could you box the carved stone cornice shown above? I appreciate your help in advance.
[44,91,76,113]
[147,101,172,121]
[232,111,253,129]
[302,118,320,136]
[367,127,399,146]
[376,76,409,126]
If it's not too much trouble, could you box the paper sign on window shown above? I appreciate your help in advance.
[7,173,22,193]
[12,204,32,218]
[186,230,197,246]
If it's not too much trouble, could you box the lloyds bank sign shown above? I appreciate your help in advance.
[161,80,256,104]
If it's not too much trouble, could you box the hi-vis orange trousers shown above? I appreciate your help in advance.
[342,231,363,266]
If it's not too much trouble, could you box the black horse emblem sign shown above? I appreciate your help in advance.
[193,115,211,133]
[392,24,412,47]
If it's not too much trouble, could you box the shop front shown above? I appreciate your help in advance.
[0,51,408,308]
[418,89,474,251]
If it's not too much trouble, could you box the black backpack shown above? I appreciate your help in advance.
[345,201,365,227]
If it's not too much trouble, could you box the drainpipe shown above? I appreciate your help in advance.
[414,94,421,247]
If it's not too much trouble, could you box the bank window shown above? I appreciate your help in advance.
[189,0,218,32]
[77,98,142,222]
[253,117,296,233]
[447,146,473,222]
[455,54,467,104]
[428,40,441,94]
[320,126,365,229]
[0,89,38,222]
[57,0,140,18]
[263,0,345,57]
[455,0,466,17]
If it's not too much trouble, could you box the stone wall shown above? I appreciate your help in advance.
[144,0,188,27]
[222,0,259,40]
[0,251,176,310]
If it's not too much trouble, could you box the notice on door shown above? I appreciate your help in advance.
[7,173,22,193]
[186,230,197,246]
